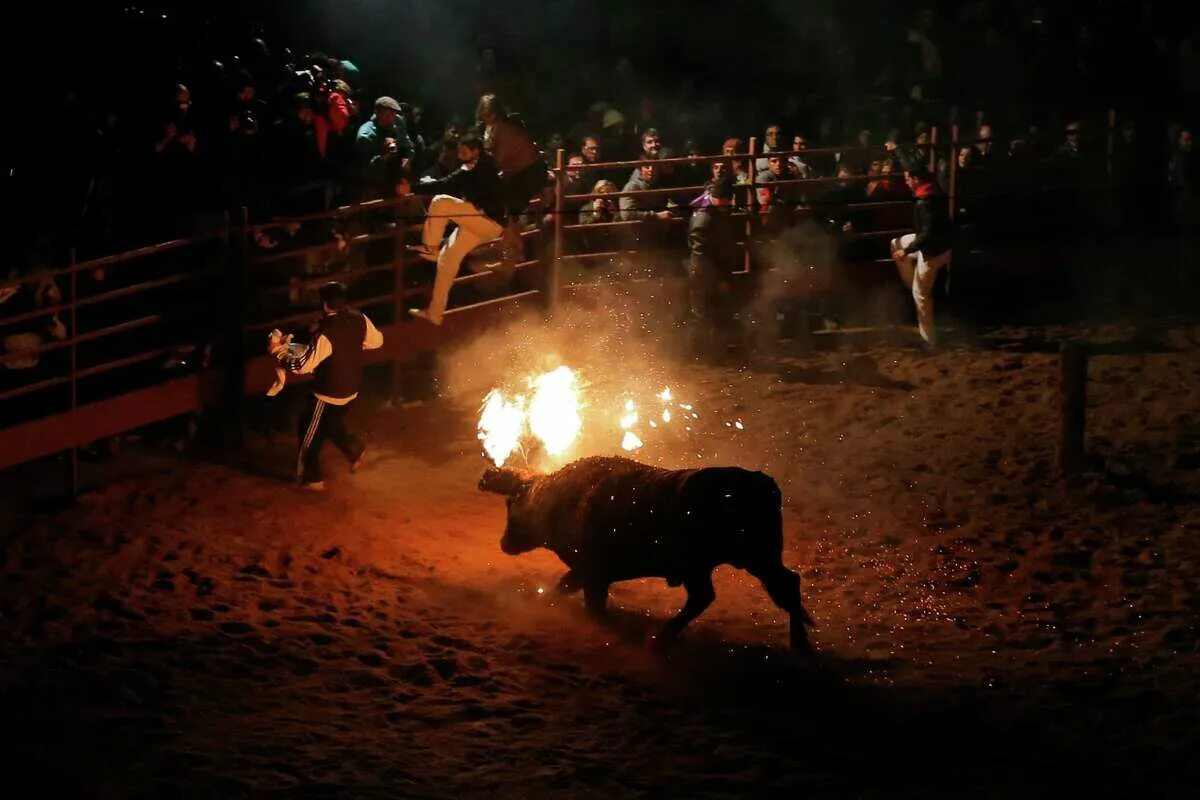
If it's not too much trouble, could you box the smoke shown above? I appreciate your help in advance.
[755,220,841,302]
[440,279,711,471]
[441,280,688,399]
[746,220,843,338]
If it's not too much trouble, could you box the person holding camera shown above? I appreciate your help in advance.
[356,96,413,198]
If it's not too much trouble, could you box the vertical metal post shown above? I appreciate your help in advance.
[550,148,565,318]
[744,136,758,274]
[68,247,79,497]
[929,126,939,173]
[948,124,959,221]
[1059,342,1088,475]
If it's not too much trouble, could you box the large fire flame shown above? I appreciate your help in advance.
[478,389,525,467]
[478,366,584,467]
[478,365,698,469]
[527,366,583,457]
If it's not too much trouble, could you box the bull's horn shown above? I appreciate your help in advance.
[478,466,535,496]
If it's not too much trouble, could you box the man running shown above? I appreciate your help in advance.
[271,282,383,490]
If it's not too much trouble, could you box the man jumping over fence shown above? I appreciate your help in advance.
[269,281,383,490]
[400,134,507,326]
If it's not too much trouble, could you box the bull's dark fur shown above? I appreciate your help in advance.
[480,456,814,651]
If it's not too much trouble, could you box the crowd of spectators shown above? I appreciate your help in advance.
[3,1,1200,405]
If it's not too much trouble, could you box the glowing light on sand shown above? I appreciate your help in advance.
[658,387,672,403]
[662,408,672,423]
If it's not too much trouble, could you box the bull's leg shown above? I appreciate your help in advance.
[583,580,610,617]
[659,572,716,641]
[750,562,815,652]
[555,569,583,595]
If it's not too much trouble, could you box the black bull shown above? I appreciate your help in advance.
[479,456,814,651]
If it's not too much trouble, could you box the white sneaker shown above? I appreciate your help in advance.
[300,481,326,492]
[408,308,444,326]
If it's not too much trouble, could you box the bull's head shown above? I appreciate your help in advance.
[478,466,540,556]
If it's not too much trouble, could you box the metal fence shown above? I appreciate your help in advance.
[1,124,1112,487]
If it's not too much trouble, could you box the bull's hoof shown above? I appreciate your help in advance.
[790,633,820,664]
[555,570,583,595]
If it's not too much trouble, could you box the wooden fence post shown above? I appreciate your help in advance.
[68,247,79,497]
[1059,342,1088,475]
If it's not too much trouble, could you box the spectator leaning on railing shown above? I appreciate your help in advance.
[620,159,673,222]
[579,180,619,225]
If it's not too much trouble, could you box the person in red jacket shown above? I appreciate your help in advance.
[890,165,953,347]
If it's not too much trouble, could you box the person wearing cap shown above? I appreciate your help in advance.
[687,176,741,358]
[890,165,952,347]
[270,282,384,491]
[356,96,413,197]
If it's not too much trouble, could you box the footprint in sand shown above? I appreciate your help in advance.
[357,652,386,667]
[389,663,435,686]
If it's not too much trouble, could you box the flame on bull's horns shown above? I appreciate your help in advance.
[478,389,526,467]
[527,366,583,458]
[621,431,643,451]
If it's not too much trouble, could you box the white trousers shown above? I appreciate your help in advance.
[892,233,951,344]
[422,195,504,322]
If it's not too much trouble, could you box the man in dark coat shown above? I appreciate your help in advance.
[890,165,952,346]
[272,282,384,490]
[687,176,741,357]
[401,135,507,326]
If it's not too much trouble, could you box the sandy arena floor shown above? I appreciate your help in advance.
[2,322,1200,798]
